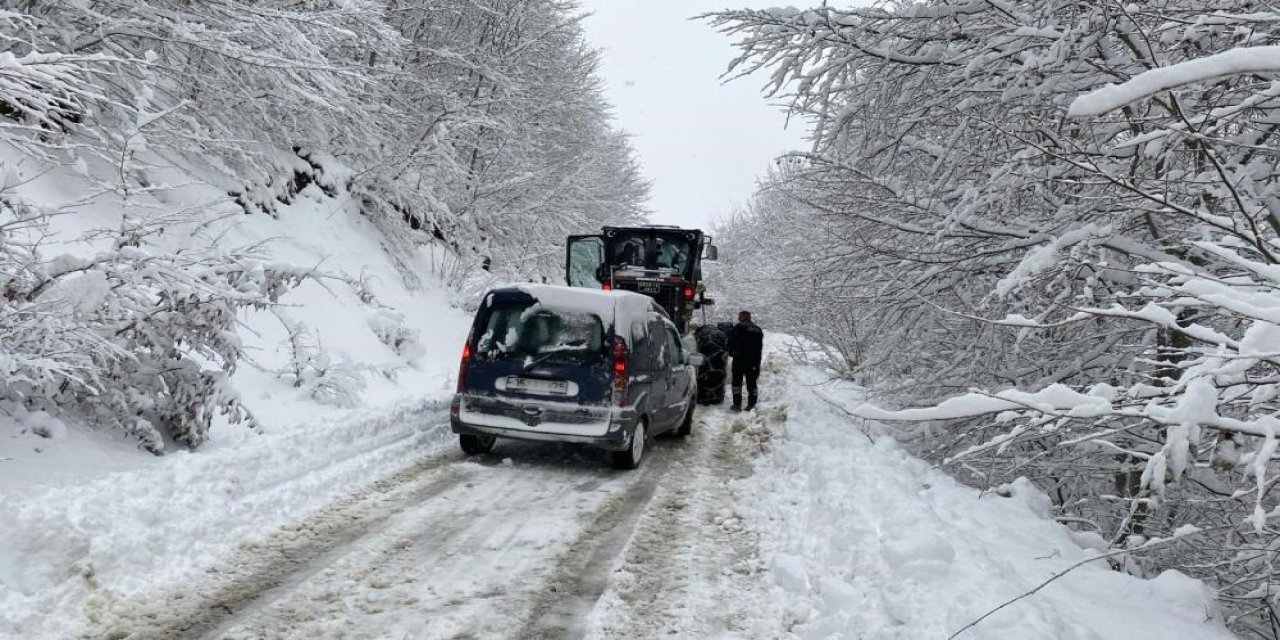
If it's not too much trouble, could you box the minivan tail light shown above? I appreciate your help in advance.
[611,336,628,406]
[456,333,473,393]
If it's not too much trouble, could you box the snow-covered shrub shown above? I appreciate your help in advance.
[277,313,320,389]
[367,309,424,362]
[20,409,67,440]
[276,313,366,409]
[302,353,366,409]
[0,12,113,150]
[2,173,313,452]
[228,148,348,217]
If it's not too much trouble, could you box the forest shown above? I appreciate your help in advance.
[710,2,1280,635]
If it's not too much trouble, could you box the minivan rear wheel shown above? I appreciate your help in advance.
[674,403,694,438]
[459,434,496,455]
[611,419,647,470]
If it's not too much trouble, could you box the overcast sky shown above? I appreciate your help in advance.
[578,1,809,229]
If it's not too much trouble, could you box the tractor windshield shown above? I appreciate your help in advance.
[608,231,693,274]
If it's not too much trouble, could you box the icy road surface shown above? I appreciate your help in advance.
[4,348,1234,639]
[79,409,776,640]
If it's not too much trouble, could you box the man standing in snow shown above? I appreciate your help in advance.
[728,310,764,411]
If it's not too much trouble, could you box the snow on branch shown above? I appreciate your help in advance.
[851,384,1112,422]
[1068,46,1280,117]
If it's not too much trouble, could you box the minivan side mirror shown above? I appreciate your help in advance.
[703,245,719,261]
[686,353,705,367]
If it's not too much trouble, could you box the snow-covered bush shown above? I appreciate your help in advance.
[303,356,366,408]
[0,32,314,452]
[0,12,114,152]
[276,313,367,409]
[2,189,312,452]
[367,309,425,363]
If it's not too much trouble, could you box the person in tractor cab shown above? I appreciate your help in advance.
[616,237,645,268]
[654,236,691,272]
[728,310,764,411]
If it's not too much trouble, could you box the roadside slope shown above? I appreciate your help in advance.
[0,152,474,638]
[740,342,1232,640]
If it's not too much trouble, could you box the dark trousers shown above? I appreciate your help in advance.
[731,360,760,408]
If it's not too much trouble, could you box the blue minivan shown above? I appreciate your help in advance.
[450,284,701,469]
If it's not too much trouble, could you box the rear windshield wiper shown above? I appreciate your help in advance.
[521,352,558,372]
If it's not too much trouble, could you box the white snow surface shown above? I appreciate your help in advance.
[0,401,454,638]
[0,148,474,636]
[743,341,1232,639]
[1069,45,1280,117]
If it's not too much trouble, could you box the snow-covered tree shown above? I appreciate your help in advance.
[0,0,646,452]
[712,2,1280,633]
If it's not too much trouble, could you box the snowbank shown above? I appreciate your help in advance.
[745,346,1232,639]
[0,401,453,638]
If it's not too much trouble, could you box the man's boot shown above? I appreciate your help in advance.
[731,388,742,412]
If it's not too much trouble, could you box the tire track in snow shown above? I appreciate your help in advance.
[513,441,685,640]
[81,422,714,639]
[580,420,712,639]
[584,407,777,639]
[588,355,791,639]
[208,440,689,640]
[79,448,466,640]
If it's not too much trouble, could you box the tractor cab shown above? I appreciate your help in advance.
[566,226,716,333]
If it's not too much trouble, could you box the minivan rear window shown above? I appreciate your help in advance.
[475,301,606,361]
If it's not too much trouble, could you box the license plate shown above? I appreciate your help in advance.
[638,280,662,293]
[506,377,569,395]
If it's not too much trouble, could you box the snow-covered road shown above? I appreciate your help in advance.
[2,346,1238,639]
[66,405,777,640]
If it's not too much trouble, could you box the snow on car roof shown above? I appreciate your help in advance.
[513,284,656,332]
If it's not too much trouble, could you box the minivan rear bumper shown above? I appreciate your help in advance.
[450,394,636,451]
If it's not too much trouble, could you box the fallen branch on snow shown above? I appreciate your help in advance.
[948,522,1238,639]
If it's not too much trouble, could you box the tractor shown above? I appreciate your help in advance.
[565,225,717,333]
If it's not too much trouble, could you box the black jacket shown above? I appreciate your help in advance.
[728,321,764,366]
